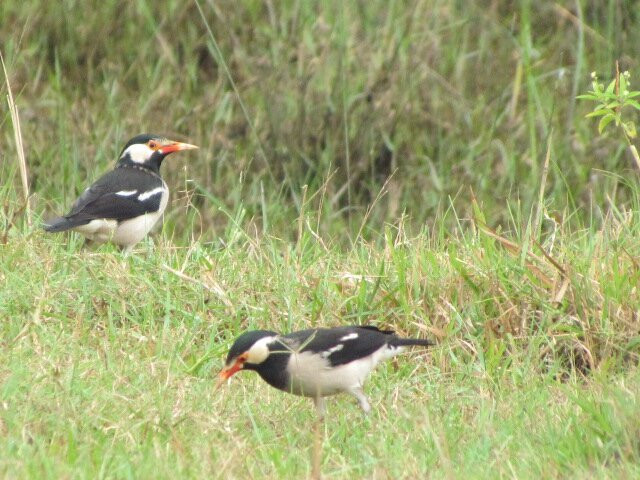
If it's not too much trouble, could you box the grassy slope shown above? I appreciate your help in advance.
[1,219,639,478]
[1,0,640,478]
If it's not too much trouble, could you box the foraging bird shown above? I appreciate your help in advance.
[43,133,197,252]
[217,326,434,415]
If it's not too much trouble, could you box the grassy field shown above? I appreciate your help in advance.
[1,1,640,478]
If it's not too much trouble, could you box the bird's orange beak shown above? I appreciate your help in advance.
[213,358,245,392]
[158,140,198,155]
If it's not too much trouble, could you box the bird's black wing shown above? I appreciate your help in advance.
[356,325,395,335]
[64,167,164,222]
[281,326,391,367]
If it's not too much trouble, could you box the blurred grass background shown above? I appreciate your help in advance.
[1,1,640,478]
[2,0,639,241]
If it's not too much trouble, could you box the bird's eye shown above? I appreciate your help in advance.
[148,141,157,149]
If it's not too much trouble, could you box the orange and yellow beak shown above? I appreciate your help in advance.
[214,358,245,392]
[158,140,198,155]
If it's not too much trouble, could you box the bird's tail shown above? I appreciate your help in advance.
[43,216,88,232]
[391,337,435,348]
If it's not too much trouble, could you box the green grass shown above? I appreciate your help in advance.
[1,0,640,478]
[1,220,639,478]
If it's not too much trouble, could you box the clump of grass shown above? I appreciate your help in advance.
[0,218,639,477]
[1,1,639,242]
[1,49,30,229]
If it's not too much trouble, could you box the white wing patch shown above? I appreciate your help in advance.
[339,333,358,341]
[138,187,166,202]
[115,190,137,197]
[321,343,344,358]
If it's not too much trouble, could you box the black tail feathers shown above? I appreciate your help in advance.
[42,216,87,233]
[391,337,435,348]
[356,325,435,348]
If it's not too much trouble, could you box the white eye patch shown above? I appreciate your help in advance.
[121,143,155,164]
[247,336,278,364]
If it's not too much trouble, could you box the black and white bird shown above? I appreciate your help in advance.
[43,133,197,252]
[216,326,434,415]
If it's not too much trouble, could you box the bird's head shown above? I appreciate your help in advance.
[216,330,278,388]
[117,133,198,172]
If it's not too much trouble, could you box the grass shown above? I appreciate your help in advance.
[1,217,639,478]
[1,0,640,478]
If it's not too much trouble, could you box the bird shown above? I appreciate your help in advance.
[43,133,197,252]
[216,325,434,415]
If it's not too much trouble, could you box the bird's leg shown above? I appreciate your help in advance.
[81,237,98,252]
[348,387,371,414]
[313,395,327,418]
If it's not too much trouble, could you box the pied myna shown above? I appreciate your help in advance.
[217,326,434,415]
[43,133,197,252]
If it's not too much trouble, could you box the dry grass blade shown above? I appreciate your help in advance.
[479,225,522,255]
[533,240,567,276]
[477,224,555,286]
[161,263,234,310]
[552,275,570,304]
[552,3,606,43]
[533,129,553,238]
[621,246,639,271]
[0,49,30,226]
[353,169,396,246]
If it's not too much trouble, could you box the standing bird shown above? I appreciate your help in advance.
[216,326,434,415]
[43,133,197,252]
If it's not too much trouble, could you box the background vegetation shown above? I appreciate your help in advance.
[1,1,639,478]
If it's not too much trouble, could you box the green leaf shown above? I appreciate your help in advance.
[626,336,640,351]
[605,79,616,94]
[586,109,611,118]
[598,114,616,134]
[626,99,640,111]
[623,121,637,139]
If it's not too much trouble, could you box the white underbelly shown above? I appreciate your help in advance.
[286,346,392,397]
[73,188,169,247]
[111,210,164,246]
